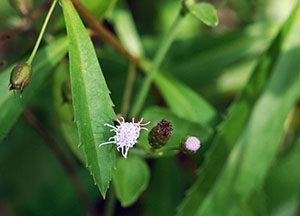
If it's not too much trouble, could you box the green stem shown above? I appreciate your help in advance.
[131,10,186,116]
[130,146,180,158]
[155,145,180,153]
[121,61,137,118]
[130,147,151,157]
[104,185,116,216]
[27,0,58,65]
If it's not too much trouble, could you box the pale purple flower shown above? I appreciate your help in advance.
[185,136,200,152]
[99,117,150,159]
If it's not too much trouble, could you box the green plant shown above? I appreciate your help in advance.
[1,0,300,215]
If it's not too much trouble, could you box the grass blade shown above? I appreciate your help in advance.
[197,43,300,215]
[178,1,300,214]
[185,1,218,27]
[195,3,300,215]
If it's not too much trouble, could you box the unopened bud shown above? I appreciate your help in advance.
[9,62,32,96]
[148,120,173,149]
[180,136,200,155]
[9,0,33,16]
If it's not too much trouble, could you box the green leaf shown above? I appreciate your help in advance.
[178,1,300,215]
[197,43,300,216]
[166,26,271,90]
[112,157,150,207]
[110,3,143,59]
[195,8,300,216]
[61,0,116,198]
[0,37,68,143]
[112,1,144,58]
[185,1,218,27]
[236,189,268,216]
[81,0,117,20]
[264,136,300,216]
[157,73,220,127]
[140,60,221,127]
[240,115,300,216]
[52,61,85,162]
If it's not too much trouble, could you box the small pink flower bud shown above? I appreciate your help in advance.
[180,136,200,155]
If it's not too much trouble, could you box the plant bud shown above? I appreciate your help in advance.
[9,0,33,16]
[148,119,173,149]
[180,136,200,155]
[9,62,32,96]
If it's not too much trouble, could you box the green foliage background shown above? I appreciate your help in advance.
[0,0,300,215]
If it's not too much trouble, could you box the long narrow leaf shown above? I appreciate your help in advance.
[197,44,300,215]
[62,0,116,198]
[178,1,300,214]
[195,4,300,216]
[264,136,300,216]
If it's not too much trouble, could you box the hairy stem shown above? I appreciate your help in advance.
[27,0,58,65]
[22,108,95,216]
[121,61,137,118]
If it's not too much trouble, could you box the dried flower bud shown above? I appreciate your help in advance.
[180,136,200,155]
[9,0,33,16]
[9,62,32,96]
[148,119,173,149]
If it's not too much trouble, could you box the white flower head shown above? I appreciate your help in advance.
[185,136,200,151]
[99,117,150,159]
[180,136,200,155]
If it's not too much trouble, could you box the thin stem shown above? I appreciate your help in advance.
[104,185,116,216]
[130,147,151,157]
[130,146,179,158]
[131,11,186,116]
[155,145,180,153]
[121,61,137,118]
[22,108,95,216]
[27,0,58,65]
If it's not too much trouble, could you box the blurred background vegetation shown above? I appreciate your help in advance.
[1,0,300,215]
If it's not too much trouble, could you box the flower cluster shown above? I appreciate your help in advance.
[99,117,150,158]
